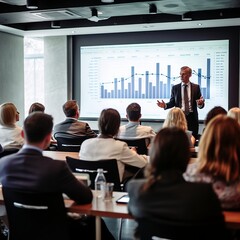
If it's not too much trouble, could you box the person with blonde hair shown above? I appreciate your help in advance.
[162,107,195,147]
[0,102,24,149]
[184,115,240,209]
[227,107,240,124]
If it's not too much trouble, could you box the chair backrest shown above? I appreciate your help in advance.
[116,138,149,155]
[2,187,69,240]
[66,157,122,191]
[0,148,19,158]
[54,132,91,152]
[136,218,231,240]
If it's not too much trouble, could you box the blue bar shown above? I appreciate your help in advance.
[207,58,211,99]
[125,89,127,98]
[163,84,166,98]
[107,92,110,98]
[198,68,202,86]
[128,83,131,98]
[121,78,124,98]
[160,81,163,99]
[202,88,206,99]
[104,89,107,98]
[138,78,142,98]
[135,91,138,98]
[131,66,134,98]
[118,90,121,98]
[111,90,114,98]
[114,78,117,98]
[146,71,149,99]
[153,86,156,99]
[156,63,160,98]
[149,82,152,98]
[167,65,171,98]
[101,85,104,98]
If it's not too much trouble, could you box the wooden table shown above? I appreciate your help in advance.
[1,188,240,239]
[43,150,79,161]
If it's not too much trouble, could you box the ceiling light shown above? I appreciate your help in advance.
[51,21,61,29]
[149,4,157,14]
[101,0,114,3]
[26,0,38,9]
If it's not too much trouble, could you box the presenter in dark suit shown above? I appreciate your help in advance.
[157,66,204,138]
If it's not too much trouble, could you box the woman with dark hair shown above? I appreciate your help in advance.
[80,108,148,182]
[127,127,230,240]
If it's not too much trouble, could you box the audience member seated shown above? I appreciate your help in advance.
[53,100,97,138]
[127,127,230,240]
[80,108,148,182]
[184,115,240,210]
[202,105,227,133]
[117,102,156,147]
[0,102,24,150]
[162,107,195,147]
[0,112,114,240]
[227,107,240,124]
[28,102,45,114]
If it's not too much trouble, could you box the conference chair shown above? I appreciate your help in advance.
[2,187,69,240]
[66,157,122,191]
[0,148,19,158]
[115,138,149,155]
[54,132,92,152]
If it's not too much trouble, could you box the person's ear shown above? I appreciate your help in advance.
[21,130,25,139]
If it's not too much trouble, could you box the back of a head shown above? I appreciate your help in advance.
[126,102,141,121]
[199,115,240,182]
[227,107,240,124]
[62,100,78,117]
[148,127,190,175]
[163,107,187,130]
[24,112,53,143]
[98,108,120,136]
[28,102,45,114]
[0,102,18,127]
[204,106,227,126]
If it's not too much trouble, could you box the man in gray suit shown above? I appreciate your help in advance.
[157,66,205,139]
[53,100,97,138]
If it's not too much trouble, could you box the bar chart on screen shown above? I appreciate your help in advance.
[80,40,228,120]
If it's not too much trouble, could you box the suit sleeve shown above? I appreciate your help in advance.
[85,123,97,137]
[58,162,93,204]
[166,85,177,109]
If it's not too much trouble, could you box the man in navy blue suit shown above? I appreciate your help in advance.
[157,66,205,139]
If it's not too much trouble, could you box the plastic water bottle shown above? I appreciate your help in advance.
[94,168,106,198]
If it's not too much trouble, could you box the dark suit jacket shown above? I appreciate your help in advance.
[53,118,97,138]
[166,82,204,120]
[0,148,92,204]
[127,170,226,232]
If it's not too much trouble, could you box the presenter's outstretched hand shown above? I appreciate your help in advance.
[196,96,205,106]
[157,100,166,109]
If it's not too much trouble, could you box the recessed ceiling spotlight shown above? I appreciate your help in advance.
[198,23,202,26]
[26,0,38,9]
[101,0,114,3]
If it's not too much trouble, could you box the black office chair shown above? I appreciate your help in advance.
[0,148,19,158]
[54,132,92,152]
[66,157,122,191]
[2,187,69,240]
[115,138,149,155]
[136,218,232,240]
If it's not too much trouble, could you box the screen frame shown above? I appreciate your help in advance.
[73,26,239,122]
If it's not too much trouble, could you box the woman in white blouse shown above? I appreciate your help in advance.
[0,102,24,149]
[79,108,148,182]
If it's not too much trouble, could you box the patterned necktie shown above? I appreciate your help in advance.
[184,84,189,115]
